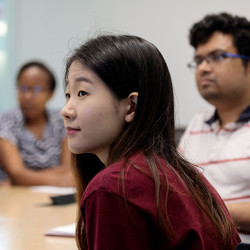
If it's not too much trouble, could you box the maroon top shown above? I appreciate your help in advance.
[81,153,240,250]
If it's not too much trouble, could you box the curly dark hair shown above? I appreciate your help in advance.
[17,61,56,91]
[189,12,250,65]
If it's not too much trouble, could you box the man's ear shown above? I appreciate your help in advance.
[125,92,138,123]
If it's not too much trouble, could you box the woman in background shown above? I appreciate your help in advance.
[61,34,240,249]
[0,61,74,186]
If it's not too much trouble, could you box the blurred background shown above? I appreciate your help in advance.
[1,0,250,127]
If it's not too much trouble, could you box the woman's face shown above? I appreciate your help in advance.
[61,61,129,164]
[17,66,53,120]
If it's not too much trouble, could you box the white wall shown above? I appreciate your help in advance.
[2,0,250,126]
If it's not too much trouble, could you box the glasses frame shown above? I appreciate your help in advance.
[17,85,50,96]
[187,50,250,70]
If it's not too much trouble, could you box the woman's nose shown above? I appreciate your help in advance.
[61,102,76,120]
[20,90,34,100]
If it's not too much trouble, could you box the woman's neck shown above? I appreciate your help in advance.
[25,112,48,139]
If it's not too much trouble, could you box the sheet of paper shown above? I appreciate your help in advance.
[45,223,76,237]
[30,186,76,194]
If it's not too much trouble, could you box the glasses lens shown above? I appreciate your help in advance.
[33,86,43,94]
[187,62,196,69]
[209,52,225,63]
[19,85,28,93]
[18,85,47,95]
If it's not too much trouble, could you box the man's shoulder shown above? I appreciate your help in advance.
[183,109,215,133]
[189,109,215,123]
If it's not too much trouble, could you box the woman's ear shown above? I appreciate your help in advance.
[125,92,138,123]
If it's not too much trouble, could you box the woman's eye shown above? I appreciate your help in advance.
[65,93,70,99]
[78,90,86,97]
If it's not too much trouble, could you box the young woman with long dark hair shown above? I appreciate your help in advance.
[61,34,240,249]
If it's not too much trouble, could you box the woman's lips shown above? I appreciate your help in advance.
[66,127,81,135]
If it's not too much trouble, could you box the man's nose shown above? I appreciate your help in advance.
[196,58,212,72]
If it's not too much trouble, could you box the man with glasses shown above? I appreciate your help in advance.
[179,12,250,243]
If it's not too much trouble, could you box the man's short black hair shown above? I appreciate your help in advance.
[189,12,250,62]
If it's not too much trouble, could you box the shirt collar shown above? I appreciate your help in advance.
[205,105,250,125]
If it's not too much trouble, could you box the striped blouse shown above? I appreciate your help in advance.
[0,107,66,180]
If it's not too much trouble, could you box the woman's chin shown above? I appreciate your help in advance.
[68,145,85,155]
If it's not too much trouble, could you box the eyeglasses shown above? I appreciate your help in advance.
[187,50,250,70]
[18,85,49,95]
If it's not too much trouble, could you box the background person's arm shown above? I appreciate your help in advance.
[226,202,250,234]
[0,138,74,186]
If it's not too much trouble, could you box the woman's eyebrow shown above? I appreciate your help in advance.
[75,76,93,84]
[65,76,93,86]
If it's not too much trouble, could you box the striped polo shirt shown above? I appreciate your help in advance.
[0,107,66,180]
[179,106,250,203]
[179,107,250,242]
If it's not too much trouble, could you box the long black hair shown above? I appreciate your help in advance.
[64,34,235,249]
